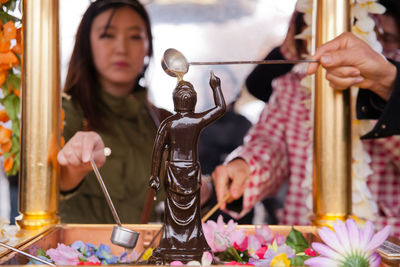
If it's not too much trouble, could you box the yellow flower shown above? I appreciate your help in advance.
[270,253,290,267]
[268,239,278,252]
[141,247,153,261]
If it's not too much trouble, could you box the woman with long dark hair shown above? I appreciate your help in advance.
[57,0,169,223]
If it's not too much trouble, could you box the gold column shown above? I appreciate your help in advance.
[312,0,352,227]
[17,0,60,229]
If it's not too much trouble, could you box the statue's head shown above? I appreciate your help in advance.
[173,80,197,112]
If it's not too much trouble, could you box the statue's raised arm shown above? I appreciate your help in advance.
[199,70,226,126]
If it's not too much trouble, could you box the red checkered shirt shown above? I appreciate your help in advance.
[226,64,400,237]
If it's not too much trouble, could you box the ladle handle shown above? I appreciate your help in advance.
[90,159,122,226]
[0,242,56,266]
[189,59,318,65]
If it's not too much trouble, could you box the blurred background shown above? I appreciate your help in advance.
[60,0,297,123]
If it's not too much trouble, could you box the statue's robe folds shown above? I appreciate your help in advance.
[148,161,212,264]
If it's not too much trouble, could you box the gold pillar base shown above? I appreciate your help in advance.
[16,212,59,230]
[311,214,354,228]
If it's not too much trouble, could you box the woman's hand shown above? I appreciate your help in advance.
[58,131,106,191]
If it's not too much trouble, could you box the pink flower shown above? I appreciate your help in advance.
[86,255,101,264]
[77,261,101,265]
[304,247,317,257]
[202,215,245,252]
[201,251,213,266]
[247,235,262,258]
[170,260,184,265]
[254,225,274,244]
[273,233,286,246]
[255,246,268,259]
[234,236,248,252]
[46,243,83,265]
[224,260,254,265]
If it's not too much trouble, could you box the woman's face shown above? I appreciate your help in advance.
[90,6,149,96]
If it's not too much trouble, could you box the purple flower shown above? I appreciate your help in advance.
[85,243,98,257]
[95,244,119,264]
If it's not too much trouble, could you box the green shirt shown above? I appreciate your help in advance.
[60,89,164,224]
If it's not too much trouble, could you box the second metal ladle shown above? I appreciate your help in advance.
[161,48,318,77]
[0,240,55,266]
[90,159,139,249]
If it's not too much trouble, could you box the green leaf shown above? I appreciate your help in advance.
[285,227,310,254]
[36,248,48,258]
[8,73,21,89]
[216,247,244,263]
[226,247,243,263]
[11,118,19,136]
[10,135,19,153]
[290,255,311,266]
[0,11,19,23]
[239,249,250,263]
[3,94,19,120]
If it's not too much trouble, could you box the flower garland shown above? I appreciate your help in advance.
[0,0,22,176]
[350,0,385,221]
[296,0,385,222]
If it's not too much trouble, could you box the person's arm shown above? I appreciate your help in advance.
[211,93,290,218]
[357,60,400,138]
[58,98,106,191]
[306,32,400,138]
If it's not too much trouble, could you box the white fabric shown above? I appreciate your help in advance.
[0,160,10,222]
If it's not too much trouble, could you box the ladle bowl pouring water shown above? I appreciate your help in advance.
[161,48,318,77]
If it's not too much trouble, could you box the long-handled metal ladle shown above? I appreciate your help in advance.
[0,240,55,266]
[90,158,139,249]
[161,48,318,77]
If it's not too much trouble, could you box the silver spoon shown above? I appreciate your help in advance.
[0,241,55,266]
[161,48,318,77]
[90,158,139,249]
